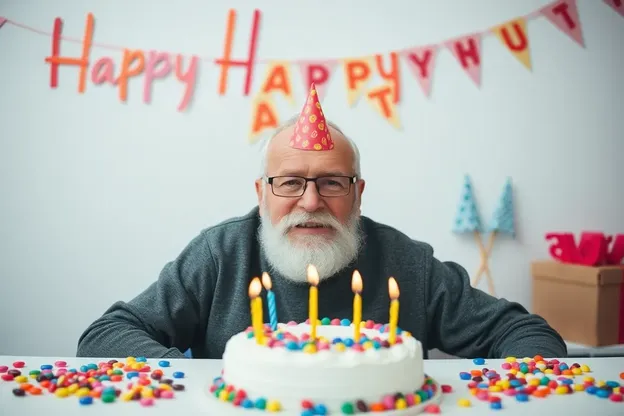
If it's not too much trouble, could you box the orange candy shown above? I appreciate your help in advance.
[620,372,624,380]
[29,387,42,395]
[369,403,386,412]
[470,370,482,377]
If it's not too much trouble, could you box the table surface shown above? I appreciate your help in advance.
[1,356,623,415]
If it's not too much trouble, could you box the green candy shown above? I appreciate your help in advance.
[341,402,355,414]
[417,391,428,402]
[228,391,236,401]
[540,377,550,386]
[112,369,123,375]
[321,317,331,325]
[29,370,40,376]
[214,388,223,398]
[101,393,116,403]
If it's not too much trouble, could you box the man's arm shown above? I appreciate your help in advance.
[426,258,567,358]
[76,231,214,358]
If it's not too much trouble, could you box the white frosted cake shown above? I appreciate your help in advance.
[210,319,440,414]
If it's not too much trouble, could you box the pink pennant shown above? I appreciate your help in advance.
[445,34,482,87]
[403,46,438,98]
[0,17,7,29]
[604,0,624,18]
[541,0,585,46]
[298,61,338,101]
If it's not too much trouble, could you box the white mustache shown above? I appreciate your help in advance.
[277,211,343,233]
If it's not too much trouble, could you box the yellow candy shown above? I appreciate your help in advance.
[218,390,229,401]
[67,383,79,394]
[414,394,422,404]
[363,341,374,350]
[334,343,346,352]
[536,363,546,370]
[457,398,471,407]
[516,373,525,379]
[529,379,540,387]
[106,369,114,376]
[574,384,585,392]
[580,365,590,372]
[55,388,69,398]
[469,388,479,396]
[509,369,518,375]
[500,380,511,389]
[303,344,317,354]
[121,392,134,402]
[395,398,407,409]
[126,356,136,362]
[131,363,143,370]
[505,356,517,363]
[142,389,154,399]
[75,387,91,397]
[489,386,502,392]
[523,357,532,363]
[614,387,621,394]
[318,337,329,344]
[583,376,594,383]
[14,375,27,383]
[596,380,606,388]
[113,362,124,368]
[266,400,282,412]
[402,331,412,338]
[555,386,568,395]
[544,369,554,374]
[159,384,172,391]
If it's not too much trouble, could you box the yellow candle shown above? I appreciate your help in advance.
[352,270,363,342]
[248,277,264,344]
[307,264,319,340]
[388,277,400,345]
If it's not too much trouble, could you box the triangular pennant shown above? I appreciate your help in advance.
[342,57,373,107]
[298,60,338,102]
[402,46,438,97]
[258,61,294,105]
[249,95,279,144]
[445,34,482,87]
[492,18,532,70]
[365,84,401,130]
[541,0,584,47]
[603,0,624,18]
[0,17,7,29]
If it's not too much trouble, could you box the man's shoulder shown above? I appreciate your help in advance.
[361,215,434,257]
[199,207,260,242]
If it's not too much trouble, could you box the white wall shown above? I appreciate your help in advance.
[0,0,622,356]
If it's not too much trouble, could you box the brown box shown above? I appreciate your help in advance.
[531,260,624,347]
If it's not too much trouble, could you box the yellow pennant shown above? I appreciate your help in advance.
[249,95,279,143]
[492,18,532,70]
[365,84,401,130]
[342,57,373,107]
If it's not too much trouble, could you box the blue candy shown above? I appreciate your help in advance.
[344,338,354,347]
[332,337,343,344]
[516,394,529,402]
[596,389,610,398]
[473,358,485,365]
[136,356,147,362]
[254,398,267,409]
[126,372,139,379]
[286,341,299,350]
[490,401,502,410]
[242,399,254,408]
[313,404,327,415]
[606,381,620,388]
[79,396,93,405]
[586,386,598,395]
[301,411,314,416]
[561,379,573,385]
[459,372,471,380]
[172,371,184,379]
[340,319,351,326]
[158,360,170,368]
[40,364,53,370]
[275,333,285,341]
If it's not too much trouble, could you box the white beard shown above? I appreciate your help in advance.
[258,202,363,283]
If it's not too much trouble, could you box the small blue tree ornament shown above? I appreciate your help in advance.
[487,177,515,237]
[452,175,483,234]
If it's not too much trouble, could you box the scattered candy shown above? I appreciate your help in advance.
[473,358,485,365]
[457,398,471,407]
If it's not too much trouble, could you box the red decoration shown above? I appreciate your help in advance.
[289,83,334,151]
[545,232,624,266]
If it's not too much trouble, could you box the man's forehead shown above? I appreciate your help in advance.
[266,126,353,174]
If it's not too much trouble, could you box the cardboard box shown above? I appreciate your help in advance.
[531,260,624,347]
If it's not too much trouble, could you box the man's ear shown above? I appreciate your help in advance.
[355,179,365,215]
[255,179,264,215]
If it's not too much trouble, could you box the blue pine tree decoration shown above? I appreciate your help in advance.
[452,175,483,234]
[487,177,515,237]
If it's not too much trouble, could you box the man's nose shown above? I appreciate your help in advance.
[298,182,323,212]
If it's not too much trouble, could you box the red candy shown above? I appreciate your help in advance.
[610,394,623,402]
[13,361,25,368]
[441,384,453,393]
[301,399,314,409]
[1,374,15,381]
[424,404,440,413]
[0,366,8,373]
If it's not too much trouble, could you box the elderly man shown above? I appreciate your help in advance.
[77,85,567,360]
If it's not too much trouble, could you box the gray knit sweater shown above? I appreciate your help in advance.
[76,207,567,359]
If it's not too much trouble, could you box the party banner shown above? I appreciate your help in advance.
[0,0,619,143]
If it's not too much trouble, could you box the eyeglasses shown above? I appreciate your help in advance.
[265,175,357,198]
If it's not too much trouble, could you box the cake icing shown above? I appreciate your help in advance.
[212,320,434,414]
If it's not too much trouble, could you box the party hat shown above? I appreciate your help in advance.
[290,83,334,151]
[452,175,483,233]
[487,177,515,237]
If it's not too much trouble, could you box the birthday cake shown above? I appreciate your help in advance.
[210,270,441,414]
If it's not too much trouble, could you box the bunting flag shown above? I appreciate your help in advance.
[0,0,618,141]
[604,0,624,17]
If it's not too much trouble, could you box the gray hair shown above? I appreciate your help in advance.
[258,115,362,178]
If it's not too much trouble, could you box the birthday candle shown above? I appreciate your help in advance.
[388,277,400,345]
[352,270,363,342]
[248,277,264,344]
[262,272,278,331]
[307,264,319,341]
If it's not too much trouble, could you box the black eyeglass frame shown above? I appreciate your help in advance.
[264,175,358,198]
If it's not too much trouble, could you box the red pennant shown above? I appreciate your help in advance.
[604,0,624,18]
[541,0,584,47]
[0,17,7,29]
[445,34,482,87]
[403,46,438,97]
[298,61,337,102]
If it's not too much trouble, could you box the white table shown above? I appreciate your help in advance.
[1,356,623,415]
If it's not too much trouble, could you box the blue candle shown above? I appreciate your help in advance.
[262,272,278,331]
